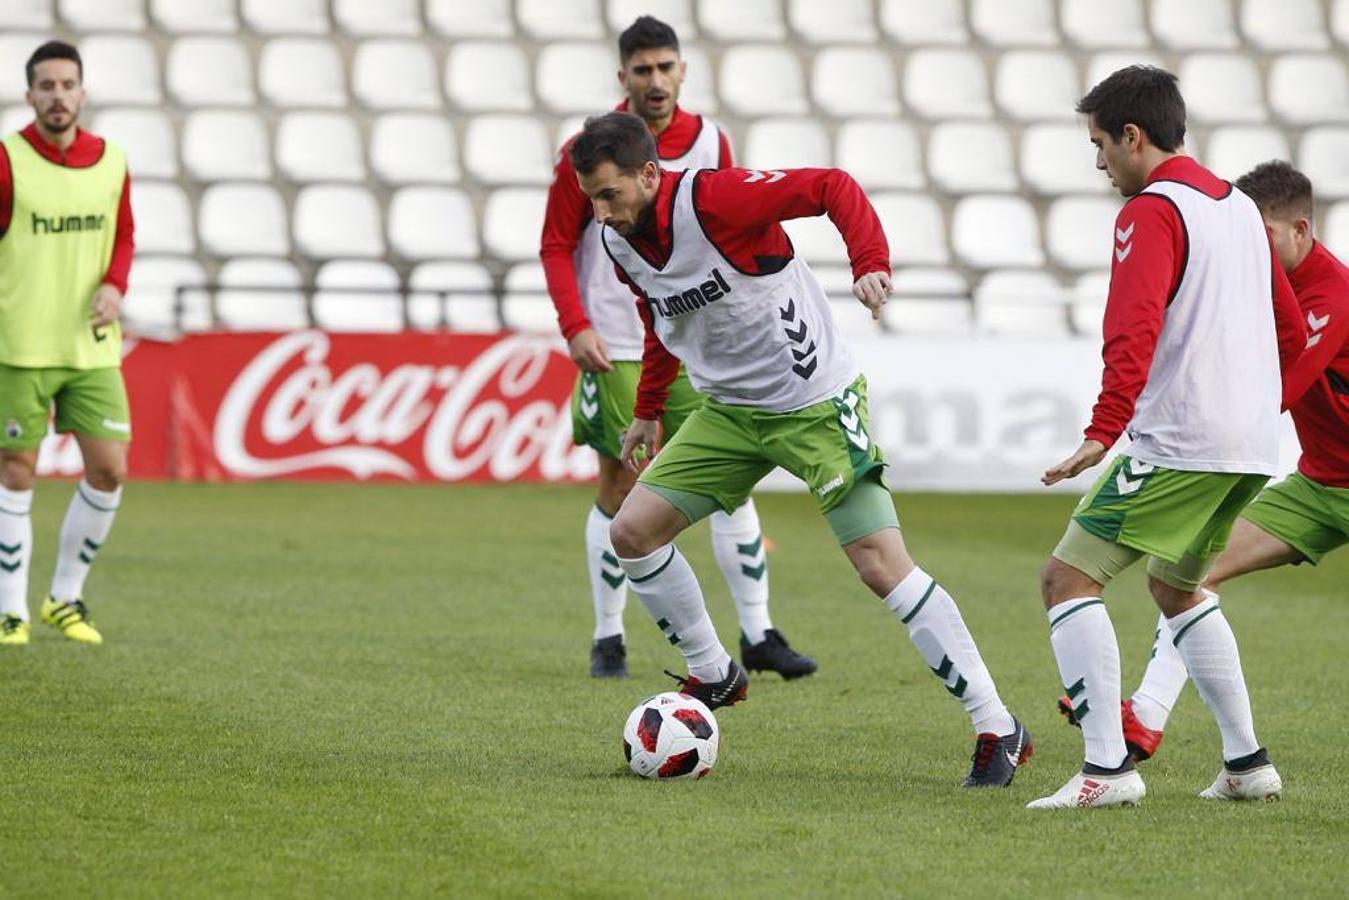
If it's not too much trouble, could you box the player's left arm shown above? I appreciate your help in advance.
[621,285,681,473]
[1280,281,1349,409]
[93,170,135,327]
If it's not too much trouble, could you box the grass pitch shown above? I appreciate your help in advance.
[2,483,1346,898]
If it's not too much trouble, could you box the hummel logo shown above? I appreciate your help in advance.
[1307,310,1330,348]
[743,169,786,184]
[779,297,817,379]
[1115,457,1154,495]
[1114,222,1134,263]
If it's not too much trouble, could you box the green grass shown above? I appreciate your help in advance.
[2,483,1346,898]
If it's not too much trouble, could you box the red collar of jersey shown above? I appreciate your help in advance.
[1290,241,1345,295]
[19,121,105,168]
[615,100,703,160]
[1143,154,1228,199]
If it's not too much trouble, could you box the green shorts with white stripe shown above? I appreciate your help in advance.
[570,362,704,459]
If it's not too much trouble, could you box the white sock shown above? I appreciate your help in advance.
[49,480,122,603]
[1167,593,1260,762]
[885,567,1015,736]
[1046,597,1128,769]
[1131,611,1190,731]
[585,505,627,641]
[617,544,730,682]
[0,486,33,621]
[708,499,773,644]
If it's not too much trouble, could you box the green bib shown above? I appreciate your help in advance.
[0,131,125,369]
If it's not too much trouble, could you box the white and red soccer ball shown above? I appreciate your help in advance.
[622,692,720,779]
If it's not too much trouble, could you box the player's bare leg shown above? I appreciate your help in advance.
[0,449,38,644]
[586,455,636,677]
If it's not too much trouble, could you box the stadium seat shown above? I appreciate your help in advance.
[952,196,1045,269]
[0,1,52,29]
[334,0,420,35]
[788,0,877,44]
[679,46,719,114]
[902,49,991,120]
[276,112,365,184]
[1152,0,1239,49]
[1299,128,1349,199]
[719,46,808,117]
[1269,54,1349,124]
[810,264,856,299]
[1334,0,1349,48]
[370,113,459,185]
[882,268,973,335]
[181,110,272,181]
[409,261,499,332]
[464,115,552,186]
[446,41,532,112]
[80,35,161,105]
[215,257,308,332]
[519,0,604,39]
[829,296,883,337]
[974,270,1070,336]
[783,215,848,267]
[836,120,925,190]
[698,0,786,41]
[198,183,290,256]
[352,40,441,110]
[1323,200,1349,259]
[294,185,384,259]
[969,0,1057,47]
[151,0,237,32]
[872,193,949,266]
[555,115,586,149]
[1046,196,1121,270]
[502,263,559,334]
[1180,54,1267,124]
[537,43,620,114]
[1059,0,1149,49]
[93,108,177,179]
[744,117,831,170]
[121,256,209,336]
[1241,0,1329,51]
[0,34,41,103]
[1020,124,1109,195]
[608,0,697,36]
[1086,52,1165,89]
[259,38,346,108]
[483,188,548,263]
[427,0,512,37]
[1071,270,1111,336]
[241,0,328,34]
[131,181,195,256]
[1205,126,1290,181]
[994,51,1079,122]
[811,48,899,117]
[1,106,31,135]
[927,122,1017,194]
[879,0,968,45]
[313,260,404,332]
[166,36,254,107]
[59,0,143,30]
[387,187,479,261]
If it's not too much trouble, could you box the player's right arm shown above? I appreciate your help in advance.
[540,140,611,372]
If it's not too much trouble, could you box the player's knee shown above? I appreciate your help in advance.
[84,461,126,492]
[0,455,35,491]
[1040,558,1088,608]
[848,541,896,595]
[609,512,657,559]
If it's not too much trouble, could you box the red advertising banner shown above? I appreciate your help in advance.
[37,332,598,483]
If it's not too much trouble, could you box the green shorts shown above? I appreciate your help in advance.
[1053,454,1268,591]
[0,364,131,451]
[571,362,704,459]
[1241,471,1349,565]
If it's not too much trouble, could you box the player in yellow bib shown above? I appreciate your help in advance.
[0,42,136,646]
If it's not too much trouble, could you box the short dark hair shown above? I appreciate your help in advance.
[618,15,679,65]
[1076,65,1186,152]
[569,112,658,176]
[1236,160,1315,221]
[26,40,82,87]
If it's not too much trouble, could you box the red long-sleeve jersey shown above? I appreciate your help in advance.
[0,122,135,293]
[1284,241,1349,487]
[540,103,733,341]
[1085,156,1305,447]
[619,166,891,419]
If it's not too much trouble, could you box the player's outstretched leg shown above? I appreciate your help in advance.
[0,474,34,646]
[708,499,817,680]
[611,486,746,710]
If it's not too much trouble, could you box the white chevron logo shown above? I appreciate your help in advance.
[1115,457,1154,495]
[1114,221,1134,263]
[837,391,868,451]
[744,169,786,184]
[579,376,599,419]
[1115,223,1135,243]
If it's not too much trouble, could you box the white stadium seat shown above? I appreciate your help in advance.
[1071,270,1111,336]
[811,48,899,118]
[882,269,973,336]
[198,183,290,256]
[1335,0,1349,48]
[181,110,272,181]
[872,193,949,266]
[783,216,848,267]
[428,0,513,37]
[970,0,1057,47]
[1180,54,1267,124]
[387,187,479,261]
[1323,201,1349,259]
[537,43,619,114]
[81,35,161,105]
[974,270,1070,336]
[1204,126,1290,181]
[353,40,441,110]
[720,46,807,117]
[927,122,1017,194]
[698,0,786,41]
[502,263,558,334]
[556,115,587,149]
[464,115,552,186]
[60,0,143,30]
[166,36,254,107]
[1299,128,1349,199]
[518,0,604,39]
[259,38,346,108]
[409,262,499,332]
[1241,0,1329,52]
[122,256,208,335]
[789,0,877,44]
[1060,0,1149,49]
[903,49,991,120]
[370,113,460,185]
[1,106,31,135]
[1152,0,1239,49]
[1020,124,1109,195]
[152,0,237,32]
[679,46,718,114]
[880,0,968,45]
[242,0,328,34]
[0,34,42,103]
[829,295,883,337]
[216,258,308,332]
[744,118,831,170]
[1086,52,1165,90]
[952,195,1045,268]
[1046,196,1121,270]
[836,120,925,190]
[446,42,532,112]
[131,181,194,255]
[294,185,384,259]
[94,109,177,179]
[314,260,404,332]
[277,112,365,184]
[1269,54,1349,125]
[0,1,52,29]
[334,0,421,36]
[483,188,548,262]
[994,51,1079,122]
[608,0,697,36]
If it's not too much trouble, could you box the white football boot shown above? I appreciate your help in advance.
[1027,769,1146,809]
[1200,763,1282,801]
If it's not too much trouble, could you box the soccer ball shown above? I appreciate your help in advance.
[622,692,720,779]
